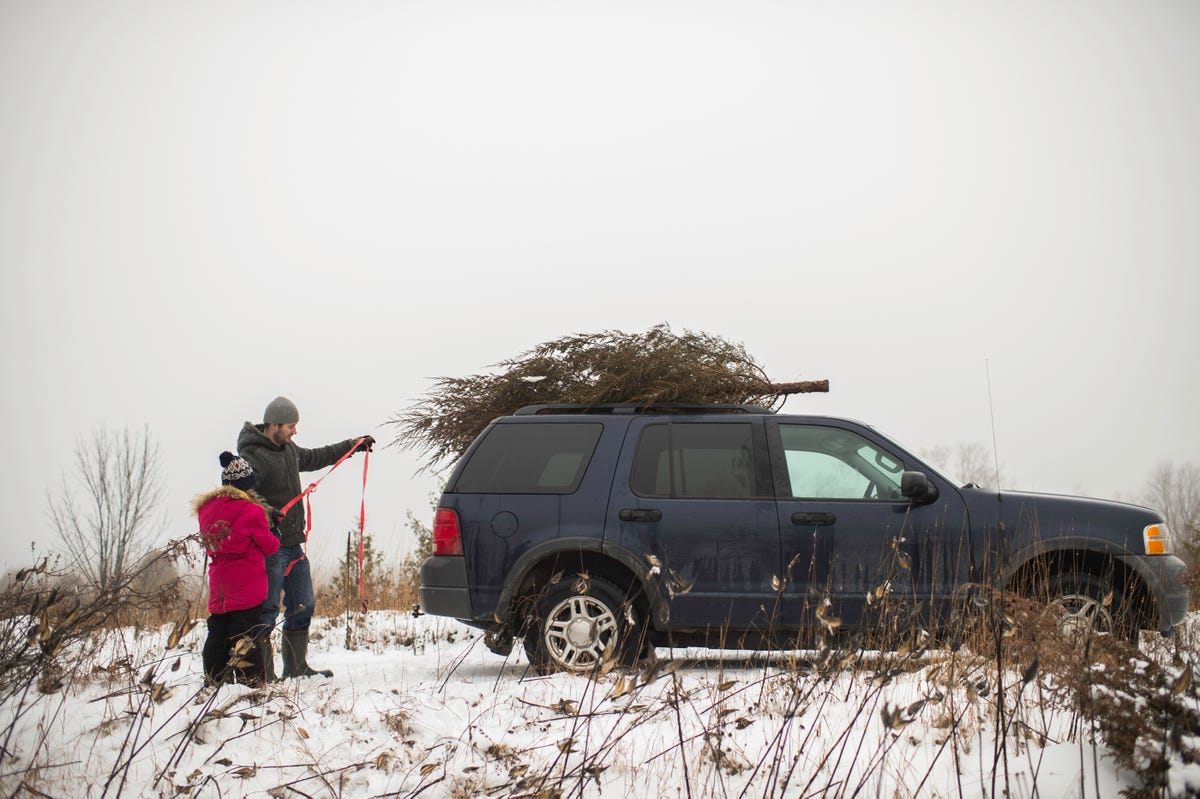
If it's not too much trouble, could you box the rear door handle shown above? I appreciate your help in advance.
[792,512,835,526]
[619,508,663,522]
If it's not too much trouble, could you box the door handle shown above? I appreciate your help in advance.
[791,512,835,526]
[619,508,663,522]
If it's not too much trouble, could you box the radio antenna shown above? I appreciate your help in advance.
[985,358,1002,494]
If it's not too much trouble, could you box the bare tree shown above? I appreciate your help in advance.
[1143,461,1200,563]
[920,442,1004,489]
[47,426,166,593]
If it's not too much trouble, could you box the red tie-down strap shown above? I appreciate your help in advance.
[357,446,370,612]
[279,438,370,591]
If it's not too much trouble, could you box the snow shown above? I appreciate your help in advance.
[3,611,1196,798]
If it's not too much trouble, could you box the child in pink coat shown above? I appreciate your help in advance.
[195,451,280,685]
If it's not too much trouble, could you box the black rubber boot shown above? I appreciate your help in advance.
[261,637,278,683]
[281,629,333,679]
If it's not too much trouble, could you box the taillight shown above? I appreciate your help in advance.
[432,508,463,556]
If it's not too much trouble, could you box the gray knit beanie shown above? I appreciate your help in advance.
[264,396,300,425]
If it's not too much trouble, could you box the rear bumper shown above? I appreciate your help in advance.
[419,556,474,620]
[1124,554,1190,634]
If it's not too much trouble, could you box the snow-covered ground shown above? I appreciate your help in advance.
[3,611,1198,798]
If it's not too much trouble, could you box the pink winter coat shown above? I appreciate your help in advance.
[194,487,280,614]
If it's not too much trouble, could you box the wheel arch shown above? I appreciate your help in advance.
[1003,542,1156,630]
[494,537,668,632]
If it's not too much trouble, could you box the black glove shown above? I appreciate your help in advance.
[358,435,375,453]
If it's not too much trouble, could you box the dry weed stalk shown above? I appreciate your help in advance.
[0,538,201,795]
[5,534,1200,797]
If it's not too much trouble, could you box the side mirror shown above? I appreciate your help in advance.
[901,471,939,503]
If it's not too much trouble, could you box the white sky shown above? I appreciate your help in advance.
[2,0,1198,574]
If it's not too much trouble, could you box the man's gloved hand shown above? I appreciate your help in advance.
[358,435,376,453]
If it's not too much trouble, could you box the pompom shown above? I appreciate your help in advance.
[219,451,235,468]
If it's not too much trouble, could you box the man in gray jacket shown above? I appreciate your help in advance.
[238,396,373,679]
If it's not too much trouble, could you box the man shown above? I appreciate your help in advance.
[238,396,373,679]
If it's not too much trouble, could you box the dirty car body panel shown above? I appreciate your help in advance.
[419,405,1189,657]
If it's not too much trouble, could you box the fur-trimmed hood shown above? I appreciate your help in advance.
[192,485,274,517]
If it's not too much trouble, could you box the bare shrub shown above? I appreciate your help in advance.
[1144,462,1200,559]
[945,585,1200,798]
[329,530,394,612]
[48,426,168,594]
[0,539,199,789]
[920,442,1004,488]
[396,506,432,608]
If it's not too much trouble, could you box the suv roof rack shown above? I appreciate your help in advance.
[513,402,777,416]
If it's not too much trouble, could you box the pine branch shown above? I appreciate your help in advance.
[388,324,827,472]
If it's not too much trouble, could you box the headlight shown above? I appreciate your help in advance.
[1143,523,1173,555]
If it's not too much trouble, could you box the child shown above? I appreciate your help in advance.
[194,451,280,685]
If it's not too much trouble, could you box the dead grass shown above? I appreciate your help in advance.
[4,539,1200,798]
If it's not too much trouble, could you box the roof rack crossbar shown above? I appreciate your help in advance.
[513,402,776,416]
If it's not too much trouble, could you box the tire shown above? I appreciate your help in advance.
[1047,572,1119,641]
[522,575,643,674]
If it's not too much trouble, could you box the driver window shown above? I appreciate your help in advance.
[779,425,904,500]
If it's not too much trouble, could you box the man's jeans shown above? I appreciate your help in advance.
[260,543,315,632]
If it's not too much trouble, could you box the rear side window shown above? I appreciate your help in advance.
[453,423,602,494]
[631,423,756,498]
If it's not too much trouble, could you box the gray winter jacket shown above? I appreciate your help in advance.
[236,422,358,547]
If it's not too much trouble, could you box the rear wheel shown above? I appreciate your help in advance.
[522,575,643,674]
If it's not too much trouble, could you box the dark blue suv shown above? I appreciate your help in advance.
[419,403,1189,673]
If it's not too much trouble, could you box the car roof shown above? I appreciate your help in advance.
[509,402,871,426]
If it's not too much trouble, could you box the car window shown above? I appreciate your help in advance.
[779,425,904,500]
[454,423,602,494]
[632,422,756,499]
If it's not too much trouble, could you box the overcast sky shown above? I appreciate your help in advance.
[2,0,1197,577]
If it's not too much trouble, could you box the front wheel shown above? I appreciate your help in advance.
[1047,572,1119,642]
[522,575,643,674]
